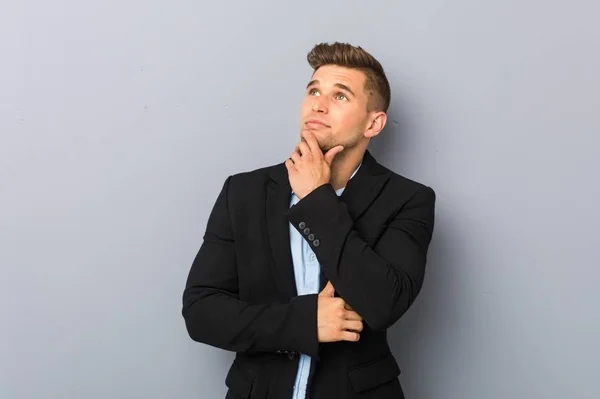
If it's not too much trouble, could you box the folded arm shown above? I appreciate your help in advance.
[287,183,436,331]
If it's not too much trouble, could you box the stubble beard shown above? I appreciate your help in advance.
[302,129,363,154]
[324,132,363,154]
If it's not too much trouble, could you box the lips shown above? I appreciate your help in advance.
[305,119,329,127]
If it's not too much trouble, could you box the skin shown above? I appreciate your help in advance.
[284,64,388,342]
[287,64,387,196]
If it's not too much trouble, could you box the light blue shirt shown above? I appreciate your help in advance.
[288,164,361,399]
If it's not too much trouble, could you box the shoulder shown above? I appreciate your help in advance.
[229,162,282,184]
[377,162,436,204]
[219,161,285,195]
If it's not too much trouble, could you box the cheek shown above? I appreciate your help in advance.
[333,109,359,130]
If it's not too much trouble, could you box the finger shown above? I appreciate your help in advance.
[343,320,363,333]
[301,130,322,155]
[340,331,360,342]
[344,302,353,311]
[290,151,301,165]
[298,141,311,158]
[344,309,363,321]
[292,145,303,157]
[319,281,335,297]
[285,159,296,172]
[324,145,344,165]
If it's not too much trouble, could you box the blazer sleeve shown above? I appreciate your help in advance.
[287,183,436,331]
[182,176,319,357]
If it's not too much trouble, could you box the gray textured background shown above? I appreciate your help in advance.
[1,1,599,398]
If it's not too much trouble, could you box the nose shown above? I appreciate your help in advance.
[311,96,328,113]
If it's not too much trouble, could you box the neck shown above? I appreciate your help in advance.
[329,148,365,191]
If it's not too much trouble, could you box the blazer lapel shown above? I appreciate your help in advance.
[340,150,390,221]
[266,164,298,299]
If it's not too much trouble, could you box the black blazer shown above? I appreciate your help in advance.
[182,150,436,399]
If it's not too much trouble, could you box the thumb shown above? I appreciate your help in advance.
[319,281,335,297]
[324,145,344,165]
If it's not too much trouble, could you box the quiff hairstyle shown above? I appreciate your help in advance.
[307,42,391,113]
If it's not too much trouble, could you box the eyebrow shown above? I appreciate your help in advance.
[306,79,356,97]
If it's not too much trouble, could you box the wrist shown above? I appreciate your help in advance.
[296,182,329,200]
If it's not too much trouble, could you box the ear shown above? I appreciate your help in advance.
[364,111,387,139]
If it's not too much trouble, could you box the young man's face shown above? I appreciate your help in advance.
[299,65,373,153]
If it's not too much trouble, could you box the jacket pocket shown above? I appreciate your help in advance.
[348,353,401,393]
[225,360,254,399]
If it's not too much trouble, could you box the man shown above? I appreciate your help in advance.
[182,42,436,399]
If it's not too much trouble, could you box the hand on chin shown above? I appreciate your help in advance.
[285,131,344,200]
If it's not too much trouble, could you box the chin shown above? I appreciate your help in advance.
[319,143,338,153]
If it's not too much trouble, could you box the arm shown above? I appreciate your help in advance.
[287,183,436,331]
[182,176,319,357]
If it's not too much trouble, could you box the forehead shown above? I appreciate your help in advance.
[310,65,366,91]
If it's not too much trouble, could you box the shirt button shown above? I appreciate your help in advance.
[310,253,316,261]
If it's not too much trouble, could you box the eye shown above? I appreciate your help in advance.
[308,88,320,96]
[335,93,348,101]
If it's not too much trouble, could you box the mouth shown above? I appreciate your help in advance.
[304,119,330,128]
